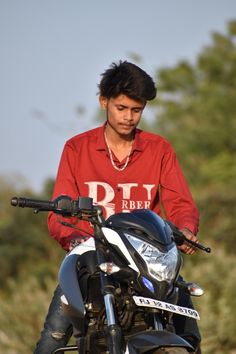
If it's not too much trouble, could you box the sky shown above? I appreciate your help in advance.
[1,0,236,193]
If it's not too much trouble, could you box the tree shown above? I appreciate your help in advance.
[0,177,63,353]
[148,20,236,353]
[151,20,236,253]
[0,177,62,287]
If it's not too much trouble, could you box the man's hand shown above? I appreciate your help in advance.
[178,228,199,255]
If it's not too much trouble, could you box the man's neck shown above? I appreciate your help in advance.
[104,125,135,162]
[105,124,134,148]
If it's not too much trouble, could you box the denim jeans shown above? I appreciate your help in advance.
[33,285,73,354]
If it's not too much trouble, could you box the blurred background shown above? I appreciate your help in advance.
[1,1,236,353]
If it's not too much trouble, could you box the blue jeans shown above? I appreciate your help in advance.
[33,285,73,354]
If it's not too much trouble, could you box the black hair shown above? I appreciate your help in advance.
[98,60,156,102]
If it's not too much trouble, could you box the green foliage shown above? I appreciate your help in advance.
[0,177,63,288]
[148,19,236,353]
[0,276,57,353]
[152,20,236,257]
[182,251,236,354]
[0,176,64,353]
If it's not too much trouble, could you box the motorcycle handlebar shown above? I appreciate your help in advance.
[11,195,94,216]
[11,195,211,253]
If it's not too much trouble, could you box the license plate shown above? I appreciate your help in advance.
[133,295,200,320]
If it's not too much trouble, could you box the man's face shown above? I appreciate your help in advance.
[99,94,146,137]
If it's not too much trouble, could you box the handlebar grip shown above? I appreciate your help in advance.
[11,197,56,210]
[10,195,84,216]
[182,236,211,253]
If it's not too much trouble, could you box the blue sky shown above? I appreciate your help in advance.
[1,0,235,192]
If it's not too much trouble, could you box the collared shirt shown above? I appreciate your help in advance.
[48,124,199,250]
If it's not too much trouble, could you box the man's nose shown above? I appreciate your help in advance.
[124,110,133,121]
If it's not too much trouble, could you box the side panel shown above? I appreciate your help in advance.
[58,253,85,317]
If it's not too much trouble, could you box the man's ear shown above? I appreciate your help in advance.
[99,96,108,110]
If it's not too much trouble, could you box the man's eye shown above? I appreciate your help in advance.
[117,106,125,111]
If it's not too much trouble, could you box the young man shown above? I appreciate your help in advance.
[34,61,201,353]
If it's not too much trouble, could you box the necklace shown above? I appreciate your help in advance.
[104,132,133,172]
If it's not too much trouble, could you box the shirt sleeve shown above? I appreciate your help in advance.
[47,141,90,250]
[159,146,199,235]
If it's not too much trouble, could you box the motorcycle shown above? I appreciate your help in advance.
[11,195,211,354]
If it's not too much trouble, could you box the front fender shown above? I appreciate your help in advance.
[58,253,85,317]
[126,330,193,353]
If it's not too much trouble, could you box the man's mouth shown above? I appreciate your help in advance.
[120,123,133,128]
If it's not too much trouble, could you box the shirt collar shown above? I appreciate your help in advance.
[95,123,144,152]
[96,123,107,151]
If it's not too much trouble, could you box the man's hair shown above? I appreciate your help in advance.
[98,60,156,102]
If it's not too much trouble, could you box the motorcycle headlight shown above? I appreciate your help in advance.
[124,233,179,282]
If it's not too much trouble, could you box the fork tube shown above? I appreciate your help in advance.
[104,292,116,325]
[153,313,163,330]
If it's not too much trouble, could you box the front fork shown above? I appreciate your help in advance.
[94,216,124,354]
[101,272,124,354]
[95,235,123,354]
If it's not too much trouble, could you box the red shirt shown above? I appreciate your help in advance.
[48,125,199,250]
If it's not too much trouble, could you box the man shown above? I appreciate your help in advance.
[34,60,201,353]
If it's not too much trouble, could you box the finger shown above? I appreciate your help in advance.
[179,244,197,255]
[187,247,197,255]
[178,244,190,254]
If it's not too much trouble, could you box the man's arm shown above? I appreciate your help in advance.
[48,141,89,250]
[160,147,200,254]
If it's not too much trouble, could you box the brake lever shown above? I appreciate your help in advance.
[183,237,211,253]
[167,221,211,253]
